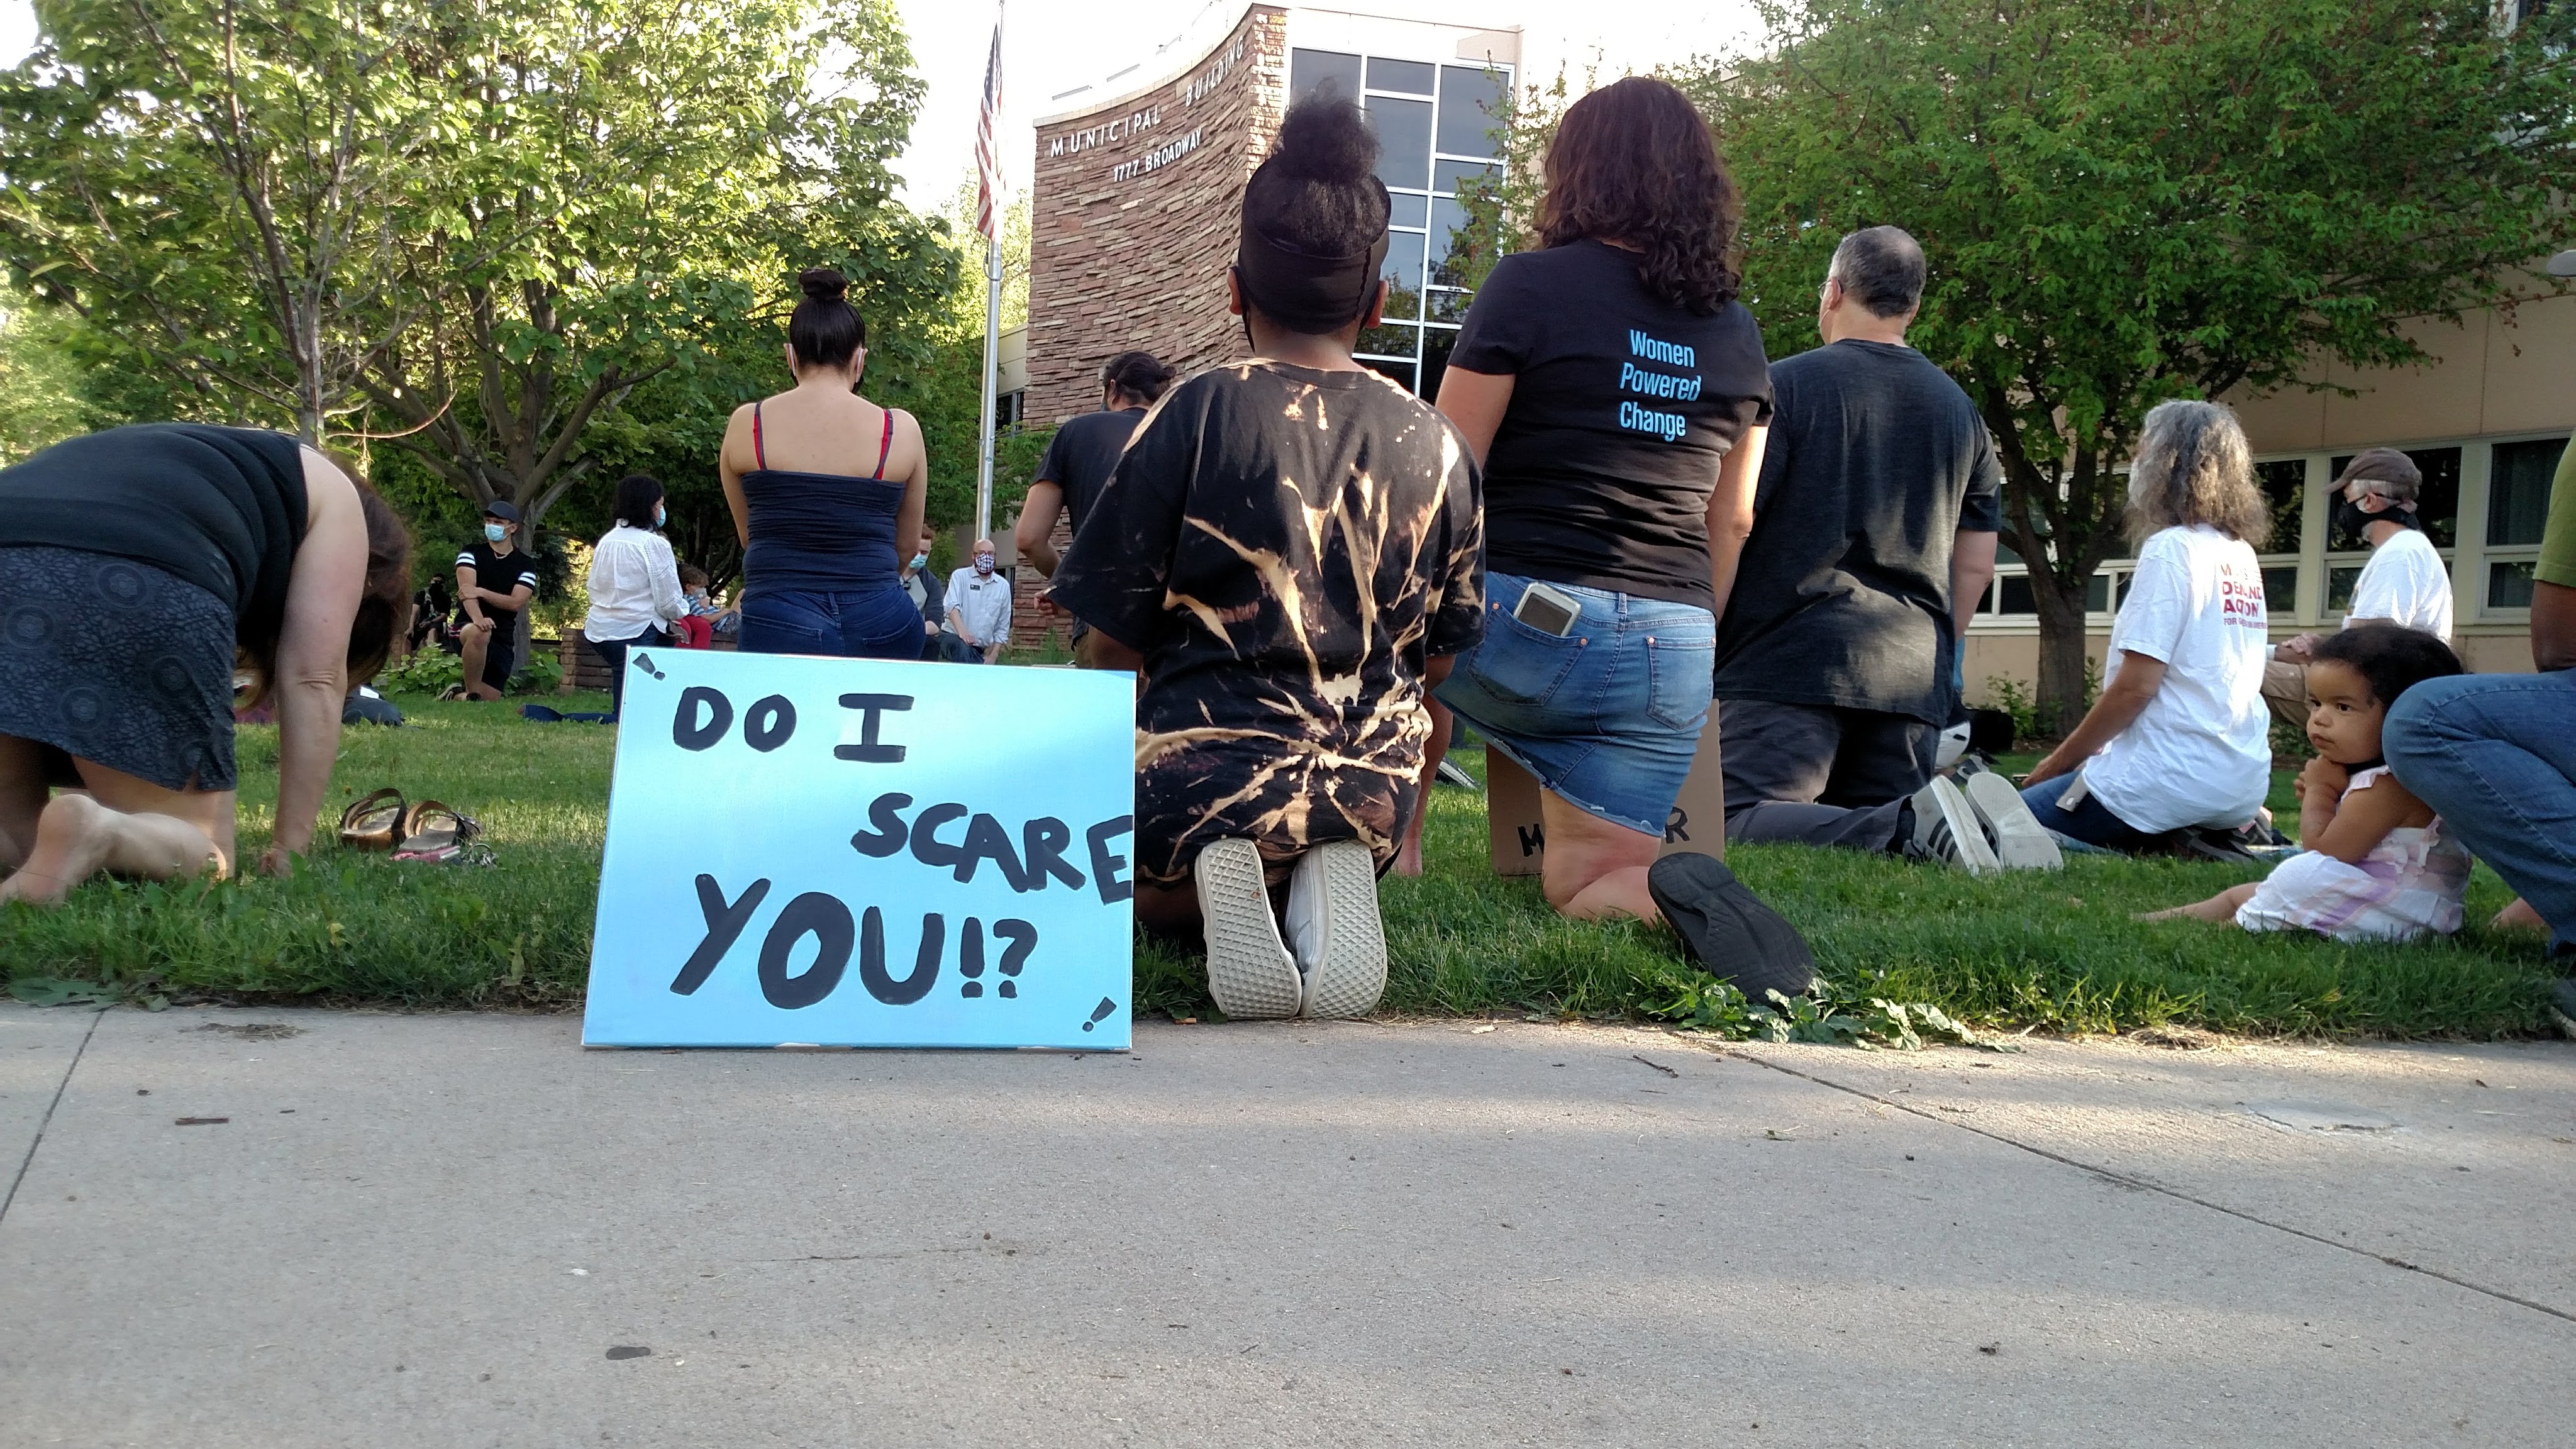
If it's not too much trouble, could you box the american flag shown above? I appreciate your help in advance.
[973,20,1004,242]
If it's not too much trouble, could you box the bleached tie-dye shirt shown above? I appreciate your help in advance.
[1050,360,1485,886]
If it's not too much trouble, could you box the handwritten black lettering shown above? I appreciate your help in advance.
[1021,817,1085,891]
[1085,815,1134,905]
[1518,823,1545,857]
[757,892,853,1009]
[833,692,914,763]
[992,918,1037,980]
[670,874,770,995]
[1665,807,1689,845]
[957,812,1033,890]
[849,792,913,857]
[909,802,967,870]
[743,694,797,752]
[674,686,733,752]
[861,908,941,1006]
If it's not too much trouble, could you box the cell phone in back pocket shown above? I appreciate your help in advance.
[1511,580,1583,638]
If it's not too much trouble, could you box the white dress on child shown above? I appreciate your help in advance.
[2234,767,2470,942]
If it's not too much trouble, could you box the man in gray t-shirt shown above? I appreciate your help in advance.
[1712,226,2004,855]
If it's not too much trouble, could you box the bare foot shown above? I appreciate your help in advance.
[0,795,116,908]
[2492,897,2548,935]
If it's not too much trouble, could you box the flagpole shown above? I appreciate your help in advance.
[975,231,1001,545]
[973,2,1005,547]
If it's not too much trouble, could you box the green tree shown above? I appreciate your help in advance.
[0,0,958,535]
[1682,0,2576,723]
[0,281,96,462]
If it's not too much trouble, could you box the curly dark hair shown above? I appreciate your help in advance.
[1536,77,1741,314]
[2310,623,2463,710]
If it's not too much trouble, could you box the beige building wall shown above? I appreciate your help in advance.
[1968,289,2570,699]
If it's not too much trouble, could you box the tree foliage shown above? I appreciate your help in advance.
[1681,0,2576,719]
[0,0,960,538]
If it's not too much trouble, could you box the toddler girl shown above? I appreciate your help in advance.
[2144,623,2467,941]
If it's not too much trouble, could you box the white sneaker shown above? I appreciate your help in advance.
[1960,770,2064,871]
[1194,839,1300,1020]
[1909,776,2001,875]
[1285,840,1388,1019]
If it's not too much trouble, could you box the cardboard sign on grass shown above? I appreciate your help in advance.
[1484,720,1726,877]
[582,648,1135,1050]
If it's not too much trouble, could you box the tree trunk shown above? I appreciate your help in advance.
[2028,568,2093,739]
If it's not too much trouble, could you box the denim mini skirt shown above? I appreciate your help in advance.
[1434,570,1714,836]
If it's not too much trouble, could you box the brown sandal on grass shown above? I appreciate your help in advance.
[392,801,483,862]
[338,788,407,852]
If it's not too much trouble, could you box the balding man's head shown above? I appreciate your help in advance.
[1827,226,1926,320]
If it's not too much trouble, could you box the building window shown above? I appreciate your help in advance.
[1291,47,1511,397]
[996,389,1025,431]
[2485,435,2567,611]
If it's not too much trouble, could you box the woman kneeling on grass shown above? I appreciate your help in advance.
[2017,400,2273,853]
[1048,96,1484,1021]
[0,425,412,904]
[2145,624,2468,940]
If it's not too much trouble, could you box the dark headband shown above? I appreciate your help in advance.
[1233,182,1394,334]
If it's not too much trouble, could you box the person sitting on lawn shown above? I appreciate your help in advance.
[2017,400,2275,855]
[669,565,718,649]
[2258,448,2454,734]
[2144,624,2467,940]
[1047,93,1484,1021]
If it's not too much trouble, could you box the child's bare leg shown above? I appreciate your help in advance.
[2137,882,2260,924]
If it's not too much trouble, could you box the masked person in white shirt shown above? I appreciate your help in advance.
[943,538,1011,664]
[581,474,686,719]
[898,524,946,660]
[2260,448,2454,733]
[2018,401,2275,852]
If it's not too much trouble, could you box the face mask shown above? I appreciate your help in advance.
[484,522,507,543]
[2334,497,2414,548]
[654,506,666,528]
[975,553,996,574]
[908,552,929,570]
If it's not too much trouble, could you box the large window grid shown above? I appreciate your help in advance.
[1287,48,1509,399]
[1970,433,2567,632]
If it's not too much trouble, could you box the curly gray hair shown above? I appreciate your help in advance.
[2125,400,2269,550]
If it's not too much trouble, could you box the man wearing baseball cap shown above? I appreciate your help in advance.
[2260,448,2454,732]
[456,499,539,701]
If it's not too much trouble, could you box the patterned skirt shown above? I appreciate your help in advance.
[0,545,242,791]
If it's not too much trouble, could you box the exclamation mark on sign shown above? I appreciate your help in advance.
[1080,997,1118,1032]
[631,652,666,680]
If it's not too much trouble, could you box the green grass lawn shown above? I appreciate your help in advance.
[2,695,2559,1038]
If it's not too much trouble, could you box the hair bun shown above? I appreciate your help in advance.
[798,267,850,303]
[1272,96,1379,186]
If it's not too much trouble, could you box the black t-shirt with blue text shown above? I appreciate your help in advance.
[1446,238,1773,610]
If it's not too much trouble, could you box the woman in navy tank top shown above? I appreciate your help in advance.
[720,267,930,659]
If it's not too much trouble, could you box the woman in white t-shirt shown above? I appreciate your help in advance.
[2019,401,2273,850]
[582,472,686,721]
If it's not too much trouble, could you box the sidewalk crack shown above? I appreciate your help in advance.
[1,1008,105,1227]
[1724,1043,2576,1327]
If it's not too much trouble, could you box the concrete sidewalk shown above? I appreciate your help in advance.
[3,1004,2571,1447]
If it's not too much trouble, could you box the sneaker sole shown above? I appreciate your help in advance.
[1921,776,2002,876]
[1960,771,2064,871]
[1288,841,1388,1019]
[1195,839,1301,1020]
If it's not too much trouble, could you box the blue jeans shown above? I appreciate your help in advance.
[736,585,923,660]
[2020,772,2165,853]
[590,627,665,721]
[2384,669,2576,955]
[1434,572,1714,836]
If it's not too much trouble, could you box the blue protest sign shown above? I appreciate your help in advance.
[580,648,1135,1050]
